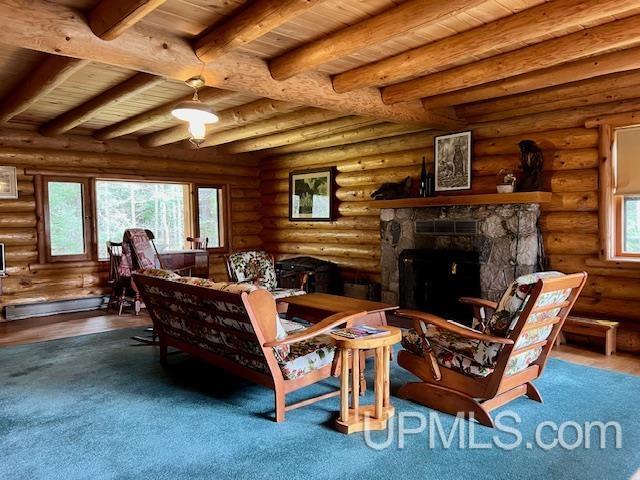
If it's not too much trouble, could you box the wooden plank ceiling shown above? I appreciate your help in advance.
[0,0,639,154]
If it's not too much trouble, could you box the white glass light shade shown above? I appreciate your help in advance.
[188,121,206,143]
[171,101,219,124]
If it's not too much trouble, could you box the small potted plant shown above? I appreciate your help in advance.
[497,169,516,193]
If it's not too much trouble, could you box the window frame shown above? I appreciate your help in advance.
[599,124,640,263]
[41,176,94,263]
[615,194,640,258]
[192,184,230,254]
[36,175,232,265]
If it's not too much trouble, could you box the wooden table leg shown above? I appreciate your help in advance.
[374,347,384,420]
[383,345,390,408]
[340,348,350,423]
[351,348,360,411]
[359,350,366,394]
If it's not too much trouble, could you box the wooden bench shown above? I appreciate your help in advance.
[558,316,619,356]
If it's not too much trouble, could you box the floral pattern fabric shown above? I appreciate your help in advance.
[402,328,494,378]
[278,335,336,380]
[138,268,181,280]
[402,271,571,378]
[227,250,278,290]
[271,288,307,300]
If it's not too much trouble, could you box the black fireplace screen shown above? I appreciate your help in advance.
[399,249,481,324]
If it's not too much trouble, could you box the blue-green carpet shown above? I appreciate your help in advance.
[0,328,638,480]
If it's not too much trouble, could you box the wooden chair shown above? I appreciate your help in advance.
[186,236,208,250]
[396,271,587,427]
[106,241,135,316]
[133,271,366,422]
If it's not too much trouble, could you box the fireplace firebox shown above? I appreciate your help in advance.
[399,249,480,324]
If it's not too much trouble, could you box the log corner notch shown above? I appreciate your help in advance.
[89,0,168,41]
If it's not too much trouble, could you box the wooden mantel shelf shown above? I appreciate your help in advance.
[365,191,552,209]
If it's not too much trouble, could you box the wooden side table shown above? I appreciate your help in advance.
[331,326,402,434]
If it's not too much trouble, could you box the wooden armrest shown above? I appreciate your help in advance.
[396,309,513,345]
[263,310,367,348]
[459,297,498,310]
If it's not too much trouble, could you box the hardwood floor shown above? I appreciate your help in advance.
[1,310,639,375]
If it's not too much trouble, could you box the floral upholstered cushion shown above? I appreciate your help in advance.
[486,271,566,337]
[138,268,181,280]
[227,250,277,290]
[278,334,336,380]
[402,327,495,378]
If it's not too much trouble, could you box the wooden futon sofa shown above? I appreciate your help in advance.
[133,269,365,422]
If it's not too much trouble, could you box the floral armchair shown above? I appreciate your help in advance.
[133,269,365,422]
[224,250,307,300]
[398,271,587,427]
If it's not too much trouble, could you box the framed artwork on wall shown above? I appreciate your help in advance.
[289,168,335,221]
[434,131,472,192]
[0,166,18,199]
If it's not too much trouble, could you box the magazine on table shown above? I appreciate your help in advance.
[331,325,389,339]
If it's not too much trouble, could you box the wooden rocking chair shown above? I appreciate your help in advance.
[396,271,587,427]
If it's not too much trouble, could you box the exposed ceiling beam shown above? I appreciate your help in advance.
[93,87,233,140]
[332,0,640,94]
[457,70,640,122]
[269,0,484,81]
[89,0,167,40]
[224,116,382,153]
[40,73,164,136]
[0,0,446,125]
[382,15,640,104]
[422,46,640,109]
[139,99,301,147]
[199,108,345,148]
[266,123,432,155]
[0,56,89,123]
[195,0,326,64]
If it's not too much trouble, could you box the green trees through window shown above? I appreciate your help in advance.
[197,187,221,248]
[47,182,86,256]
[624,197,640,253]
[96,181,188,259]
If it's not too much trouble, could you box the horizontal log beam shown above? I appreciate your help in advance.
[89,0,167,40]
[264,123,434,155]
[269,0,483,80]
[225,117,381,153]
[335,0,640,94]
[194,0,324,63]
[0,56,89,124]
[40,73,164,136]
[199,108,345,148]
[383,15,640,104]
[423,46,640,108]
[457,69,640,121]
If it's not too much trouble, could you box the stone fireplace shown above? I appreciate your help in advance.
[380,203,544,306]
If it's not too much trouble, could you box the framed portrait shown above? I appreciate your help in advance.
[289,168,334,221]
[0,166,18,199]
[434,131,472,192]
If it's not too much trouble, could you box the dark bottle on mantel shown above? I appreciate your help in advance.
[419,156,434,197]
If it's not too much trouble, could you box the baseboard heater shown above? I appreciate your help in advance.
[4,296,110,321]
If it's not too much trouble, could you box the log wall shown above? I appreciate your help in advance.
[0,136,261,317]
[260,101,640,352]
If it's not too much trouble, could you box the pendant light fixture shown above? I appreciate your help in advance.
[171,76,218,147]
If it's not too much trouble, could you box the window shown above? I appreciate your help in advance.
[95,180,191,259]
[619,196,640,255]
[38,177,229,264]
[43,178,92,262]
[195,186,225,249]
[604,125,640,260]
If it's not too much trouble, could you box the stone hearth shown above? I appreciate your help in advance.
[380,204,543,305]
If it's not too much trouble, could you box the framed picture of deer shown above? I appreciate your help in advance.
[289,167,335,221]
[434,131,472,192]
